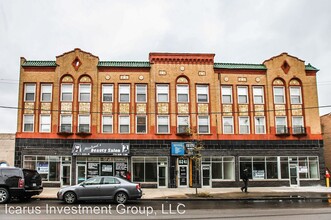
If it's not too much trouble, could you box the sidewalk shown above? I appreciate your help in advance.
[34,186,331,200]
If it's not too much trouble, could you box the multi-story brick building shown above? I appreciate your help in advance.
[15,48,324,187]
[321,113,331,171]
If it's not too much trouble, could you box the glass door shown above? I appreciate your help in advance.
[76,164,87,184]
[158,165,167,188]
[178,165,188,187]
[61,164,71,186]
[290,164,299,186]
[202,164,211,187]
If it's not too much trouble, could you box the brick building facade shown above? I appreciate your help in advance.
[15,49,324,187]
[321,113,331,171]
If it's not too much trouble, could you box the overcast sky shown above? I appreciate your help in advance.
[0,0,330,133]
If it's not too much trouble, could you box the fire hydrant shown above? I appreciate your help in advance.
[325,171,330,187]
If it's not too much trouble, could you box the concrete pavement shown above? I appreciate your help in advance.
[34,186,331,200]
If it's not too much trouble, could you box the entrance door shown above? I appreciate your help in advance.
[178,165,188,187]
[61,164,71,186]
[158,165,167,188]
[290,164,299,186]
[202,164,211,187]
[76,164,87,184]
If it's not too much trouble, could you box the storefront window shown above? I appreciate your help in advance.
[309,157,319,179]
[299,157,308,179]
[280,157,289,179]
[132,157,167,183]
[202,156,235,180]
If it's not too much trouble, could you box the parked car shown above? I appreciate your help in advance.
[57,176,142,204]
[0,167,43,204]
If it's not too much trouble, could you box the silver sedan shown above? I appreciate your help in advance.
[57,176,142,204]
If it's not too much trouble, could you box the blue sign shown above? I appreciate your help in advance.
[171,142,185,156]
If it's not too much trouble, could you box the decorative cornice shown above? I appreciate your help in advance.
[149,53,215,65]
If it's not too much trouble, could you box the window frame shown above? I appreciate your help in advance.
[136,84,147,103]
[60,114,72,133]
[273,86,285,104]
[40,84,52,102]
[24,83,36,102]
[222,116,234,134]
[78,115,90,133]
[39,114,51,133]
[102,115,113,133]
[136,115,147,134]
[177,115,190,133]
[157,115,170,134]
[196,85,209,103]
[23,114,34,132]
[119,115,130,134]
[176,84,189,103]
[253,86,264,104]
[119,84,130,103]
[292,116,304,134]
[275,116,287,134]
[254,116,266,134]
[239,116,250,134]
[237,86,249,104]
[79,84,91,102]
[290,86,302,104]
[221,86,232,104]
[102,84,113,102]
[197,115,210,134]
[156,84,169,103]
[61,83,73,102]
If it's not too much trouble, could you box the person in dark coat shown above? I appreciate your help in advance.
[240,168,249,193]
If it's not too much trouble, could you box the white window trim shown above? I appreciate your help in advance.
[102,84,114,102]
[60,114,72,133]
[61,84,73,102]
[290,86,302,104]
[119,115,130,134]
[196,85,209,103]
[197,115,210,134]
[78,115,90,133]
[136,84,147,103]
[222,86,233,104]
[156,84,169,103]
[273,86,286,104]
[237,86,249,104]
[176,84,189,103]
[40,84,52,102]
[254,116,266,134]
[102,115,113,133]
[222,116,234,134]
[119,84,131,103]
[23,114,34,132]
[275,116,288,134]
[157,115,170,134]
[24,83,36,102]
[253,86,264,104]
[79,84,91,102]
[39,114,51,133]
[136,115,147,134]
[292,116,304,133]
[177,115,190,133]
[239,116,250,134]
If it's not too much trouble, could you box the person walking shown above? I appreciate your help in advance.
[126,171,131,181]
[240,168,249,193]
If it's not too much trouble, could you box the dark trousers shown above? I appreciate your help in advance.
[241,180,248,192]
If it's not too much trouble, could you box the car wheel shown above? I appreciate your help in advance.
[115,192,128,204]
[63,192,77,204]
[0,187,10,204]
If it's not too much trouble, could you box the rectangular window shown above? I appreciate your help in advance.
[290,87,302,104]
[177,116,190,133]
[60,115,72,133]
[309,157,319,179]
[119,85,130,102]
[275,116,287,134]
[136,115,147,133]
[41,84,52,102]
[238,86,248,104]
[102,115,113,133]
[157,85,169,102]
[177,85,189,102]
[202,157,235,180]
[253,86,264,104]
[119,116,130,133]
[196,85,209,103]
[239,116,250,134]
[79,84,91,102]
[40,115,51,132]
[273,86,285,104]
[24,83,36,102]
[223,116,234,134]
[198,115,209,134]
[280,157,289,179]
[157,115,169,133]
[61,84,73,102]
[78,115,90,133]
[102,84,113,102]
[23,115,34,132]
[254,116,266,134]
[221,86,232,104]
[292,116,304,134]
[136,85,147,103]
[132,157,165,182]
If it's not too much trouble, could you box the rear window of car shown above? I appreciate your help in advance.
[1,169,22,177]
[23,169,40,180]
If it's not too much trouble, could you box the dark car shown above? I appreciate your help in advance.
[0,167,43,204]
[57,176,142,204]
